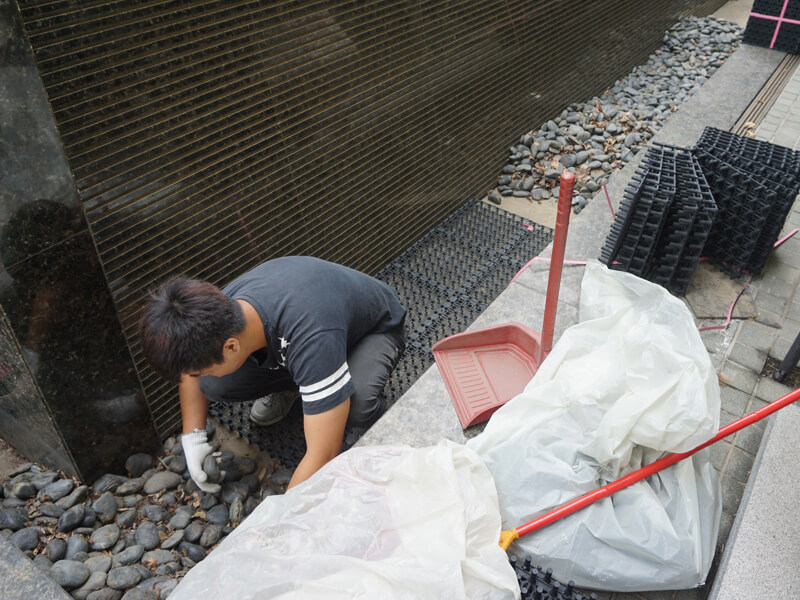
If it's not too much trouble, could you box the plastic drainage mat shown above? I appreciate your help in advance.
[209,199,553,468]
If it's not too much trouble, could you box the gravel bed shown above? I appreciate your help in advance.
[0,422,288,599]
[1,15,746,600]
[488,16,743,214]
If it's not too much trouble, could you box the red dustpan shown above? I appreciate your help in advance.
[433,171,575,428]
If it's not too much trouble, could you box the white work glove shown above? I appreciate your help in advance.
[181,430,221,493]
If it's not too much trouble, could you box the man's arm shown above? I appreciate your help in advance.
[179,375,209,433]
[287,399,350,490]
[178,376,220,492]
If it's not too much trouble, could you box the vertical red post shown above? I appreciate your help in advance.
[540,171,575,359]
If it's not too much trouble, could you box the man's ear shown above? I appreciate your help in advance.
[223,337,240,354]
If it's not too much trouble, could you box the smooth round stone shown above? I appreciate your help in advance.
[107,566,143,590]
[0,507,29,531]
[229,497,244,527]
[33,553,52,571]
[487,191,501,205]
[9,463,33,477]
[178,542,206,562]
[81,506,97,528]
[71,571,107,599]
[560,154,576,168]
[39,478,74,501]
[198,492,218,510]
[244,496,260,516]
[85,554,113,573]
[115,478,143,496]
[121,589,157,600]
[199,524,222,547]
[39,502,65,518]
[11,481,36,499]
[138,575,178,598]
[46,537,67,561]
[10,526,40,551]
[142,472,181,495]
[124,454,153,478]
[56,485,89,509]
[65,534,89,560]
[2,498,27,508]
[159,493,177,506]
[512,190,531,198]
[142,549,175,565]
[168,507,192,529]
[164,455,186,474]
[113,544,144,566]
[183,521,203,544]
[205,504,229,525]
[58,505,85,533]
[93,475,126,494]
[50,559,90,590]
[155,562,180,576]
[121,495,143,508]
[160,530,183,550]
[115,509,136,529]
[87,589,123,600]
[134,521,160,550]
[575,150,590,165]
[142,504,168,523]
[90,524,121,551]
[94,492,120,523]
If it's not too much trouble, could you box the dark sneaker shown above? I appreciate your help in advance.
[249,391,299,426]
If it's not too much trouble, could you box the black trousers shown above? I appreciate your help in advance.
[199,322,406,428]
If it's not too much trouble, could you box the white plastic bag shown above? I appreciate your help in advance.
[468,261,721,592]
[170,442,520,600]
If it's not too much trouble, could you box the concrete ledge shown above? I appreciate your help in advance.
[0,537,71,600]
[708,403,800,599]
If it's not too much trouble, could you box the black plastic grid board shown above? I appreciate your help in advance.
[697,126,800,176]
[744,0,800,53]
[695,150,776,277]
[209,199,553,468]
[510,555,598,600]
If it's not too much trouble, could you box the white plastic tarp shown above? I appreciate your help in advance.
[467,261,722,592]
[170,442,520,600]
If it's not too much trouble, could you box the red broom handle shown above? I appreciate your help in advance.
[541,172,575,358]
[504,386,800,545]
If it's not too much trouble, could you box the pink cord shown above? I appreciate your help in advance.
[509,257,586,285]
[603,183,615,219]
[698,275,753,332]
[774,228,798,247]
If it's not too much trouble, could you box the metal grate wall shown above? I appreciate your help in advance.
[18,0,726,437]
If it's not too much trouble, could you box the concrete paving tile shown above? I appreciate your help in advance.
[710,439,732,471]
[737,320,777,353]
[726,342,767,374]
[753,289,788,318]
[759,275,796,300]
[718,508,736,548]
[724,446,755,484]
[770,334,794,359]
[672,590,703,600]
[754,308,781,328]
[754,376,793,403]
[719,361,758,394]
[733,423,765,455]
[720,409,739,428]
[721,474,745,508]
[778,317,800,341]
[761,260,800,284]
[685,263,757,318]
[746,397,770,413]
[784,300,800,322]
[720,385,751,418]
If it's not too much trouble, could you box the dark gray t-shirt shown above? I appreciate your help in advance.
[222,257,406,415]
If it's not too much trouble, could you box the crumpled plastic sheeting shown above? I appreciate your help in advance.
[170,442,520,600]
[468,261,722,592]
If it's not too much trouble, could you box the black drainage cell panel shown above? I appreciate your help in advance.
[209,199,553,468]
[510,555,598,600]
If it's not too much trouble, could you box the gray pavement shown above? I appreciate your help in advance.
[360,27,800,600]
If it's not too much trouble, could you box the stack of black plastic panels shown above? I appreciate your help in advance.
[695,126,800,276]
[509,555,598,600]
[600,127,800,291]
[599,145,715,295]
[743,0,800,54]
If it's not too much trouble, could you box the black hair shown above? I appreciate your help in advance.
[139,276,245,383]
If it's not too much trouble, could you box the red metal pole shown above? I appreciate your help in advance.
[512,386,800,540]
[540,171,575,359]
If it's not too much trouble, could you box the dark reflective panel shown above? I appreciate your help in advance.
[0,308,76,477]
[3,228,159,481]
